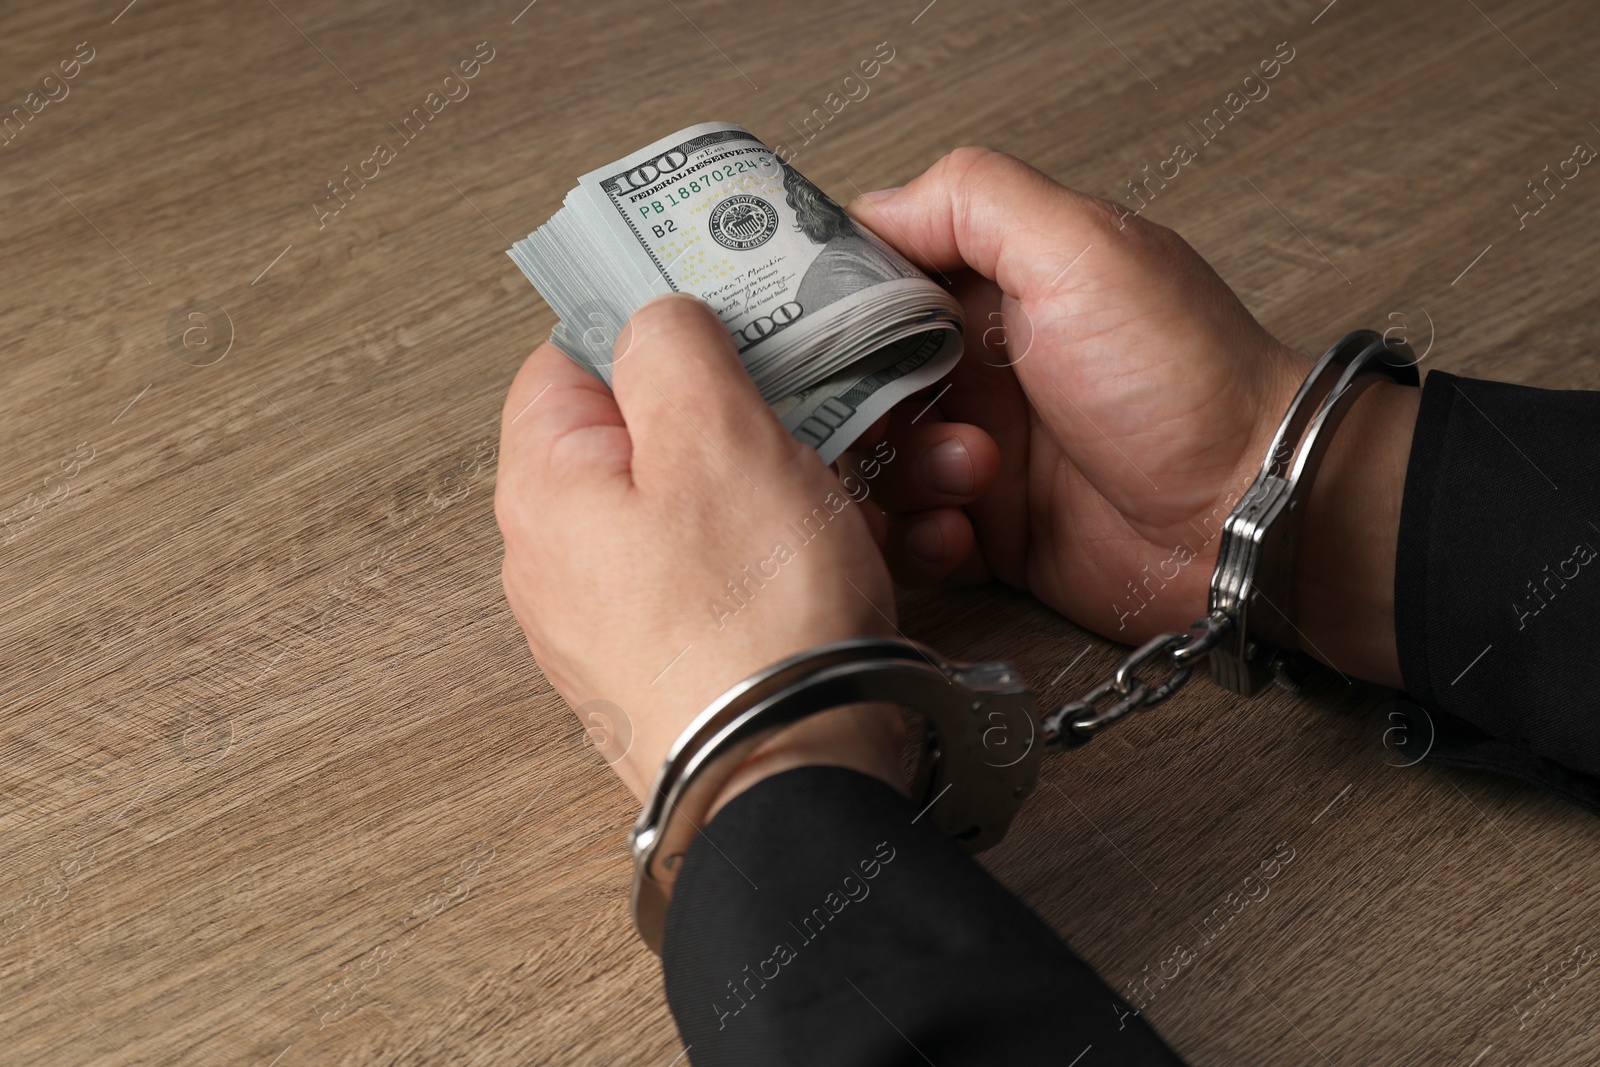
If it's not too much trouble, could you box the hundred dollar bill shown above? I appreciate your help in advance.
[507,121,962,463]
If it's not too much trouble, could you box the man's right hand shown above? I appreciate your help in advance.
[845,148,1417,687]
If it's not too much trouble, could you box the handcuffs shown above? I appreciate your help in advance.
[629,330,1420,953]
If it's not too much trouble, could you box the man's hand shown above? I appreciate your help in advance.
[846,148,1417,687]
[496,294,918,811]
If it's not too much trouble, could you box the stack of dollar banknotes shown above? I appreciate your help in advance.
[508,122,963,462]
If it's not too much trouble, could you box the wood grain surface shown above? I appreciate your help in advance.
[3,0,1597,1063]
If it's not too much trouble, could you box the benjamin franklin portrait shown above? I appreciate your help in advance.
[779,161,920,310]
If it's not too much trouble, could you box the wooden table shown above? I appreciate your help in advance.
[3,0,1596,1062]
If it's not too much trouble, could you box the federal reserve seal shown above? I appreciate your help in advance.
[708,195,778,250]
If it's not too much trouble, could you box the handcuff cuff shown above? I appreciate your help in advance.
[629,329,1420,953]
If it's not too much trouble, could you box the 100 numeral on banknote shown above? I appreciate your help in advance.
[508,122,963,462]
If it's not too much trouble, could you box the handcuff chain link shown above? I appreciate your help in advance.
[1042,610,1233,747]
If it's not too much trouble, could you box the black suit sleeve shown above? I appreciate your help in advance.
[1395,371,1600,812]
[662,764,1185,1066]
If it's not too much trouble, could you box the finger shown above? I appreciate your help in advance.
[499,342,631,492]
[858,497,888,549]
[846,146,1130,302]
[854,419,999,513]
[949,269,1032,378]
[884,508,982,587]
[902,272,1032,587]
[608,293,798,487]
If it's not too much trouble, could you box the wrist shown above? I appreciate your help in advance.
[1293,376,1420,688]
[705,701,908,820]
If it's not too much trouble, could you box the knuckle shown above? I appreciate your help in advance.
[941,144,1007,173]
[1136,218,1195,266]
[492,474,520,539]
[1082,192,1136,235]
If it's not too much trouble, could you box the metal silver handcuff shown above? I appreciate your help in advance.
[630,329,1420,953]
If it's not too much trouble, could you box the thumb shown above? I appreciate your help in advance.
[608,293,799,489]
[846,146,1132,301]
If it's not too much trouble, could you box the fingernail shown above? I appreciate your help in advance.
[918,438,974,496]
[904,517,945,567]
[640,291,707,311]
[643,289,707,307]
[855,186,901,204]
